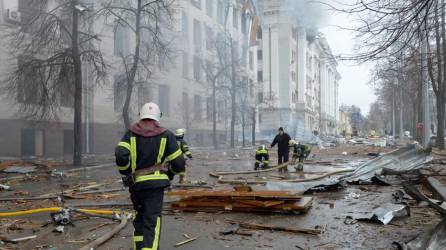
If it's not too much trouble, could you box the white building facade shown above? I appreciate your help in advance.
[0,0,259,158]
[257,0,339,138]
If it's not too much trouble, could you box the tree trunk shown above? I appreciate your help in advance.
[439,0,446,149]
[230,40,236,148]
[212,78,217,149]
[72,0,83,166]
[437,96,445,149]
[251,107,256,146]
[242,109,246,147]
[122,0,142,129]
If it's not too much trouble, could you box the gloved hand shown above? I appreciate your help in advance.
[166,171,175,181]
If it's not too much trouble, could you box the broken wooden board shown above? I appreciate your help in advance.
[167,190,302,200]
[226,220,320,235]
[170,196,312,213]
[426,177,446,201]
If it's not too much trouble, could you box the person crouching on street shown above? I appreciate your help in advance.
[254,145,269,170]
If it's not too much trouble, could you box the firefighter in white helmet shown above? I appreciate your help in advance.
[115,102,185,250]
[174,128,192,183]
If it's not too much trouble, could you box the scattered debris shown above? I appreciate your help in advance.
[226,220,320,235]
[265,179,344,193]
[53,225,64,233]
[3,166,36,174]
[175,234,197,247]
[400,218,446,249]
[0,183,11,191]
[348,203,410,225]
[425,177,446,201]
[167,186,313,213]
[342,144,432,183]
[0,235,37,243]
[78,213,131,250]
[403,183,446,216]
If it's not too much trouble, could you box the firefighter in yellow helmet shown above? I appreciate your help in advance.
[254,145,270,170]
[115,102,185,250]
[174,128,192,183]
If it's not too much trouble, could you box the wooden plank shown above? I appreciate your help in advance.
[426,177,446,201]
[167,190,302,199]
[171,197,312,213]
[226,220,321,235]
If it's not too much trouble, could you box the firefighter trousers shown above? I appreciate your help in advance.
[131,187,164,250]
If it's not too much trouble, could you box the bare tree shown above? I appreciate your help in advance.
[202,55,230,149]
[329,0,446,148]
[98,0,174,129]
[3,0,106,166]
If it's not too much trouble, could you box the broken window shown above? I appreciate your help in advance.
[258,49,263,61]
[257,28,262,39]
[241,11,247,35]
[113,74,126,112]
[249,51,254,70]
[18,0,43,25]
[63,129,74,155]
[233,8,238,29]
[182,52,189,78]
[191,0,201,9]
[17,57,42,105]
[217,1,224,25]
[257,71,263,82]
[206,96,213,121]
[193,19,202,49]
[158,85,170,117]
[206,0,213,17]
[194,94,202,120]
[193,56,201,82]
[205,25,214,50]
[137,83,151,108]
[114,21,130,56]
[182,11,188,38]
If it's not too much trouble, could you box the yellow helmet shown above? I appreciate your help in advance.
[175,128,186,137]
[289,140,297,146]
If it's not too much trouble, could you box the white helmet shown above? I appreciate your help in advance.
[175,128,186,137]
[139,102,161,121]
[289,140,297,146]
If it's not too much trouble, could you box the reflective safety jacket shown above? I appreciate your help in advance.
[255,147,269,164]
[292,144,311,159]
[177,138,192,159]
[115,126,185,190]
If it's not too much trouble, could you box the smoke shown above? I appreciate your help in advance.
[285,0,329,31]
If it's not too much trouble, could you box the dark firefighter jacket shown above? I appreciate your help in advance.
[177,138,192,159]
[271,132,291,153]
[115,120,185,191]
[292,144,311,158]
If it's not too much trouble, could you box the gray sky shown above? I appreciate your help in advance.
[319,3,376,115]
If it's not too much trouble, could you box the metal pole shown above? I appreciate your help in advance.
[392,87,396,138]
[269,26,272,100]
[399,84,404,139]
[421,14,431,147]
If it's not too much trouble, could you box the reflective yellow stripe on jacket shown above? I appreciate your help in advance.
[135,137,169,183]
[130,136,137,173]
